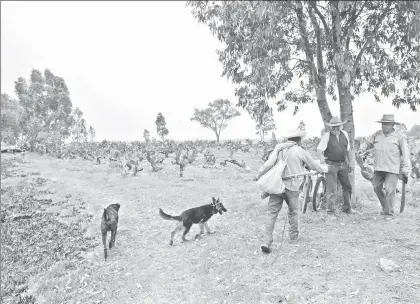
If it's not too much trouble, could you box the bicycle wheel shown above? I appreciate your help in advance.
[301,176,313,214]
[312,176,326,211]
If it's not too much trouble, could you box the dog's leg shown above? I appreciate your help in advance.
[110,228,117,249]
[195,222,205,239]
[170,223,183,246]
[102,231,108,259]
[113,228,117,248]
[204,222,214,234]
[181,221,193,242]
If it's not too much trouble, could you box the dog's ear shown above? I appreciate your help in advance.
[212,197,216,203]
[115,204,120,211]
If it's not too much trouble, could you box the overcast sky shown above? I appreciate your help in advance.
[1,1,418,141]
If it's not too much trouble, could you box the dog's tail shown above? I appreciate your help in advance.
[159,208,182,221]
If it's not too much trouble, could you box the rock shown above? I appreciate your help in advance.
[379,258,401,273]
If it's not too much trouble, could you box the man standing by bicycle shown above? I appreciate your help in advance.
[254,128,329,253]
[317,116,354,217]
[358,114,411,220]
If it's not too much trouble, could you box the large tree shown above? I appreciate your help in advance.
[190,98,241,143]
[155,112,169,140]
[14,69,75,149]
[188,0,419,185]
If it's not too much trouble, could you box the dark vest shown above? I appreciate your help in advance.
[324,131,348,161]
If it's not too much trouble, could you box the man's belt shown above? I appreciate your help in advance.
[326,160,346,164]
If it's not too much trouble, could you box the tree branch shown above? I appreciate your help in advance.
[342,2,367,45]
[295,1,319,85]
[308,1,331,37]
[351,3,394,82]
[308,5,326,86]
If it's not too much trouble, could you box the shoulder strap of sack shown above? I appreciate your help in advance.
[274,143,295,166]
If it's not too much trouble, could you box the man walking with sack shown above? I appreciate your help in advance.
[316,116,354,217]
[254,128,329,254]
[358,114,411,220]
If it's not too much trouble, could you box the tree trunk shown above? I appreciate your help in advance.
[296,1,332,125]
[260,131,264,142]
[215,132,220,143]
[337,80,356,204]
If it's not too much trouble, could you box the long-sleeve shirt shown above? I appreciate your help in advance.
[257,141,328,191]
[363,130,411,175]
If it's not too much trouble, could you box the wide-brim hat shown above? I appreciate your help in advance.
[285,128,306,139]
[325,116,347,127]
[376,114,400,125]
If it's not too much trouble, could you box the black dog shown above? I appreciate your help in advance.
[100,203,120,260]
[159,197,227,245]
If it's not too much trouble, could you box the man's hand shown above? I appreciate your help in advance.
[327,165,338,173]
[348,165,354,173]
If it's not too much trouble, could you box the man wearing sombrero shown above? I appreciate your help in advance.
[359,114,411,219]
[317,116,353,217]
[254,127,329,253]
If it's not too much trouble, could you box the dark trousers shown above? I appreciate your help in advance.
[325,160,352,213]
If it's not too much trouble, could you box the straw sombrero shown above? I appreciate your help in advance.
[376,114,400,125]
[325,116,347,127]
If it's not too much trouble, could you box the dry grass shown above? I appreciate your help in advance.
[1,150,420,304]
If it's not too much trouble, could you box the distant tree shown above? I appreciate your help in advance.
[408,124,420,136]
[155,112,169,140]
[14,69,75,150]
[271,131,277,143]
[88,126,96,142]
[1,93,22,144]
[190,99,240,143]
[298,121,306,132]
[143,129,151,143]
[255,110,276,142]
[71,107,88,144]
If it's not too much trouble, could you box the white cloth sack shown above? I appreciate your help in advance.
[256,147,292,195]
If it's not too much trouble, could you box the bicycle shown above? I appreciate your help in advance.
[289,170,327,214]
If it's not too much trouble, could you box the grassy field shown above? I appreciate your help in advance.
[1,149,420,304]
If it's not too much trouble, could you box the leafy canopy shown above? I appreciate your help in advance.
[187,1,420,118]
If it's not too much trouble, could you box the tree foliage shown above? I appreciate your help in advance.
[1,94,22,144]
[88,126,96,142]
[190,99,241,143]
[255,109,276,142]
[71,107,88,144]
[143,129,151,143]
[187,1,420,138]
[13,69,76,149]
[155,112,169,140]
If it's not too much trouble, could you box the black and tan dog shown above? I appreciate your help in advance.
[100,203,120,260]
[159,197,227,245]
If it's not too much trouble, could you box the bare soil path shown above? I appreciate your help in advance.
[2,151,420,304]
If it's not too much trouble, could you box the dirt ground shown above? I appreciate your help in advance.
[1,150,420,304]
